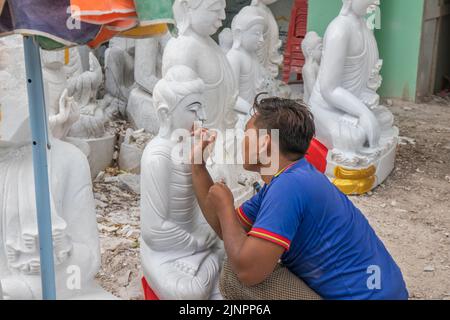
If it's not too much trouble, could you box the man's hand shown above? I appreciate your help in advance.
[190,126,217,166]
[207,181,235,216]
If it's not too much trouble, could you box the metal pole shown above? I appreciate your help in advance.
[22,35,57,300]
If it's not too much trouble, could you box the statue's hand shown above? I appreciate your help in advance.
[50,89,80,139]
[5,245,19,264]
[22,233,37,251]
[193,224,218,251]
[360,112,380,148]
[28,259,41,275]
[59,89,80,126]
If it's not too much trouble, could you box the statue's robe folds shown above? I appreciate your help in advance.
[140,137,224,300]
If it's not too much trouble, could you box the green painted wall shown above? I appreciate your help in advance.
[307,0,425,101]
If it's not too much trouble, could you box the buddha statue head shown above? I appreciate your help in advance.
[341,0,380,17]
[231,6,265,53]
[301,31,323,63]
[153,65,207,138]
[173,0,226,37]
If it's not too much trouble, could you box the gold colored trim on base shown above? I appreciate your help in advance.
[332,165,376,195]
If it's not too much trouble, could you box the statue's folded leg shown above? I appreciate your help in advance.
[144,247,223,300]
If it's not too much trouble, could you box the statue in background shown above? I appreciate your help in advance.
[226,6,266,128]
[251,0,282,78]
[104,38,135,115]
[126,31,172,135]
[309,0,398,194]
[41,49,116,178]
[140,65,224,300]
[163,0,237,132]
[301,31,322,104]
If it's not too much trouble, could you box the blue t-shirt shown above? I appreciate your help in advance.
[237,158,408,300]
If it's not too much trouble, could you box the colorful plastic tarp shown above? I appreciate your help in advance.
[0,0,174,50]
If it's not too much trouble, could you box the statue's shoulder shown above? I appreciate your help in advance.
[163,36,199,70]
[324,15,353,41]
[165,35,198,52]
[142,139,173,161]
[226,48,243,64]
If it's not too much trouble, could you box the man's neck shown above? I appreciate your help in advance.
[260,156,299,185]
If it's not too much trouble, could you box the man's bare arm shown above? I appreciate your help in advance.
[191,128,223,238]
[191,164,222,238]
[209,183,284,286]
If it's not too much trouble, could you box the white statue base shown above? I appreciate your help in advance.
[69,134,116,179]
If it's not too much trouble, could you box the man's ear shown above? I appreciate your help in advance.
[258,132,272,165]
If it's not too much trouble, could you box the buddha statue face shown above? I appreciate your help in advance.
[302,32,323,63]
[347,0,380,17]
[176,0,226,37]
[171,93,207,131]
[231,6,265,52]
[240,23,265,53]
[154,65,207,136]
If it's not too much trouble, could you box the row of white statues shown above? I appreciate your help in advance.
[0,0,397,299]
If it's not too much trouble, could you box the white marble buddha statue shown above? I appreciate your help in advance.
[309,0,398,193]
[226,6,267,126]
[126,31,172,134]
[140,65,224,300]
[41,49,81,141]
[66,52,107,139]
[163,0,238,132]
[301,31,322,104]
[0,44,113,299]
[104,38,135,114]
[251,0,282,78]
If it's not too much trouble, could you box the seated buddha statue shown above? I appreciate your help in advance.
[0,41,113,299]
[308,0,399,193]
[140,65,224,300]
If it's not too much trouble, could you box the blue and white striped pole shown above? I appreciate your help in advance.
[22,35,57,300]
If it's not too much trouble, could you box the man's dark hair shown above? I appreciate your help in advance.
[251,93,315,159]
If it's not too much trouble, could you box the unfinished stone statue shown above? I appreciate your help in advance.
[227,6,269,127]
[140,65,224,300]
[0,41,113,300]
[40,49,80,141]
[104,38,135,114]
[163,0,237,132]
[251,0,282,78]
[126,32,171,134]
[301,31,322,104]
[309,0,398,194]
[41,49,115,178]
